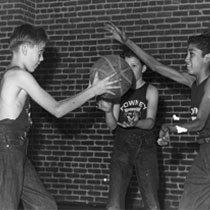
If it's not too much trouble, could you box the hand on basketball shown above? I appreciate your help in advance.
[157,125,170,146]
[104,22,128,43]
[96,99,113,113]
[91,72,120,96]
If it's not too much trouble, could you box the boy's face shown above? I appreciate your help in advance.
[24,42,46,72]
[185,43,207,76]
[125,56,143,81]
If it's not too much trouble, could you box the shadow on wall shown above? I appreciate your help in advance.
[34,46,60,89]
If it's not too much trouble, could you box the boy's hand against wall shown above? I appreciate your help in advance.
[104,22,128,44]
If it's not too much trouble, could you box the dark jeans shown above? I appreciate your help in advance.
[106,132,160,210]
[179,142,210,210]
[0,129,57,210]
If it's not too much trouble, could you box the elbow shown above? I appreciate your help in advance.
[54,114,62,119]
[107,122,117,131]
[196,120,206,131]
[145,118,155,130]
[52,106,64,118]
[147,124,155,130]
[190,116,206,132]
[108,125,117,131]
[148,124,155,130]
[53,111,63,119]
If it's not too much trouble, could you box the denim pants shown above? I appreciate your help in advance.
[106,132,160,210]
[0,129,57,210]
[179,142,210,210]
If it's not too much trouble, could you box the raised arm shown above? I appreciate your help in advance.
[104,22,195,87]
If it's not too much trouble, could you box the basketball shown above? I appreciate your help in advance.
[90,55,133,99]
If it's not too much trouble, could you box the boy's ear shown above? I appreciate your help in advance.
[204,53,210,63]
[21,44,28,55]
[142,65,147,73]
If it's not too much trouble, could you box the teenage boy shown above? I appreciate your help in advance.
[0,23,119,210]
[97,47,160,210]
[104,22,210,210]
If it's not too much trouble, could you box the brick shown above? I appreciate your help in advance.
[1,0,207,208]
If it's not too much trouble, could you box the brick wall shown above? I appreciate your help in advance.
[0,0,35,71]
[1,0,210,209]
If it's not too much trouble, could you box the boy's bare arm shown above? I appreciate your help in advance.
[161,78,210,136]
[8,69,120,118]
[133,85,158,130]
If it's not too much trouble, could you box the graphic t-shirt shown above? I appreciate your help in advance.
[116,82,156,137]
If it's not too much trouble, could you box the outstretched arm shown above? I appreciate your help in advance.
[104,22,195,87]
[6,69,120,118]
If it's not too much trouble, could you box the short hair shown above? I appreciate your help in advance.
[188,32,210,56]
[121,46,146,66]
[121,46,138,59]
[9,24,48,51]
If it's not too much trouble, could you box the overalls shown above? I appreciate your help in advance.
[0,97,57,210]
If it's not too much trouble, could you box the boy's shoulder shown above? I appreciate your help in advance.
[146,83,159,98]
[6,65,23,71]
[4,66,29,80]
[147,83,158,92]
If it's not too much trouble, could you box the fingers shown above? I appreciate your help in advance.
[117,122,124,127]
[88,80,91,88]
[104,23,114,34]
[105,83,121,96]
[103,73,121,86]
[105,22,120,34]
[94,72,121,85]
[104,72,117,80]
[96,101,106,111]
[114,24,122,34]
[105,90,116,96]
[107,22,115,28]
[105,22,115,31]
[104,23,112,30]
[104,73,121,84]
[93,71,99,81]
[117,122,127,128]
[157,138,169,146]
[161,126,169,133]
[104,35,114,40]
[95,72,118,82]
[106,85,120,91]
[158,127,170,146]
[109,22,120,33]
